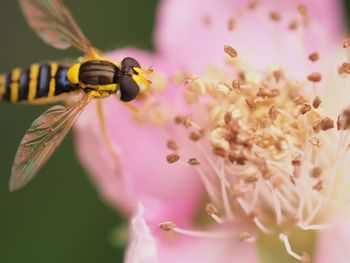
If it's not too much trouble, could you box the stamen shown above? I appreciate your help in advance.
[167,139,179,151]
[219,160,234,220]
[308,52,319,62]
[238,232,256,243]
[231,80,241,94]
[320,117,334,131]
[245,96,257,111]
[297,4,308,17]
[339,63,350,74]
[172,226,237,239]
[227,18,235,31]
[307,72,322,83]
[166,153,180,163]
[310,166,322,178]
[269,105,278,121]
[299,104,312,115]
[269,11,281,22]
[188,158,200,165]
[297,223,330,231]
[253,217,272,234]
[202,15,211,27]
[279,233,302,261]
[159,221,176,231]
[343,38,350,62]
[312,96,321,109]
[224,45,238,58]
[205,203,224,224]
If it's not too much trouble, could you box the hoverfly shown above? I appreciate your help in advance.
[0,0,152,191]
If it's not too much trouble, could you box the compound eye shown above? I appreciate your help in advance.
[121,57,141,69]
[119,75,140,102]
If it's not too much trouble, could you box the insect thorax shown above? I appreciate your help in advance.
[68,60,120,96]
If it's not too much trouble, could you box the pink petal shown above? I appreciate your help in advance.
[74,48,203,225]
[125,204,158,263]
[315,217,350,263]
[155,0,345,77]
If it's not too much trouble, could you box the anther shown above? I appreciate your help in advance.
[245,97,257,111]
[310,166,322,178]
[159,221,176,231]
[312,96,321,109]
[175,115,193,128]
[340,63,350,74]
[308,52,319,62]
[299,104,312,115]
[188,158,200,165]
[216,82,232,96]
[224,112,232,125]
[232,80,241,94]
[183,117,193,128]
[205,203,219,215]
[273,70,284,82]
[202,15,211,27]
[238,232,255,242]
[294,96,307,105]
[189,131,202,141]
[307,72,322,83]
[167,139,179,151]
[343,39,350,48]
[301,252,311,263]
[309,137,320,146]
[174,115,185,125]
[269,105,278,121]
[257,88,280,98]
[313,180,323,191]
[313,120,321,133]
[297,4,308,17]
[269,11,281,22]
[224,45,238,58]
[292,158,301,178]
[337,107,350,130]
[227,18,235,31]
[248,0,258,10]
[288,20,299,30]
[320,117,334,131]
[212,147,227,158]
[166,153,180,163]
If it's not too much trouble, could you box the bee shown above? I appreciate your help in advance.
[0,0,152,191]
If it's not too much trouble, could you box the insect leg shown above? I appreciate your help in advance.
[96,99,121,167]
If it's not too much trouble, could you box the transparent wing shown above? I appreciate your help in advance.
[19,0,94,53]
[9,93,92,191]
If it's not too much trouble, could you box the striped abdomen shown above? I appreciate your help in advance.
[0,63,78,103]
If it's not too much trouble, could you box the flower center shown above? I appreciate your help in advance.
[151,4,350,262]
[158,43,350,262]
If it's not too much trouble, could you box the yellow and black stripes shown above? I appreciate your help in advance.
[0,63,78,103]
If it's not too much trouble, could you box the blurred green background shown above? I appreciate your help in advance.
[0,1,157,262]
[0,1,349,263]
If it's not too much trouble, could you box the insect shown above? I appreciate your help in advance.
[0,0,152,191]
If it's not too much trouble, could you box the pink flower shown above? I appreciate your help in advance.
[74,0,350,262]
